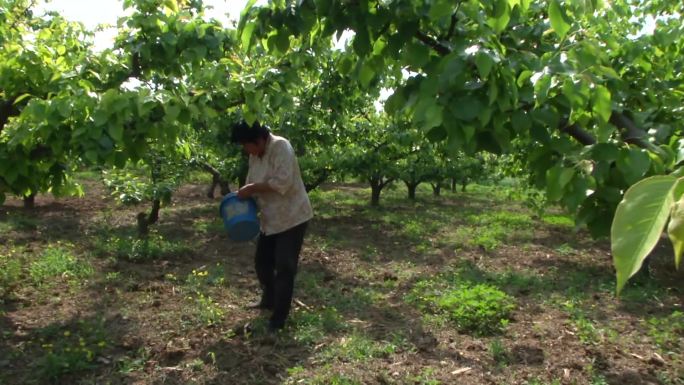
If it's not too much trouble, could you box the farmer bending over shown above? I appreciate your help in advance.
[231,120,313,332]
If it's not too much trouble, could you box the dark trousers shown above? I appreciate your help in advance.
[255,221,308,327]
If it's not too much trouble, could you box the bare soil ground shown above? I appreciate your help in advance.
[0,181,682,385]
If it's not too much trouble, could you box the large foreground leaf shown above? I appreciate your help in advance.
[611,176,678,294]
[667,193,684,270]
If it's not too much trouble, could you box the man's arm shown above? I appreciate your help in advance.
[237,182,275,199]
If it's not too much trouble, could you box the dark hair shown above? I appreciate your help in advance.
[230,120,270,144]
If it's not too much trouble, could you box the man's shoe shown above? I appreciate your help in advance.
[267,319,285,333]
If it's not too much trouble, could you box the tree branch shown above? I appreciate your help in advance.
[559,123,596,145]
[609,112,652,149]
[379,177,395,189]
[440,2,462,41]
[414,31,451,56]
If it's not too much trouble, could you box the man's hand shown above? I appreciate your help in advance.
[237,184,256,199]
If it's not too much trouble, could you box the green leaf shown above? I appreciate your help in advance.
[422,103,444,131]
[359,62,375,89]
[511,110,531,133]
[237,0,258,31]
[534,74,552,105]
[163,0,179,13]
[517,70,533,87]
[384,89,406,115]
[108,123,124,142]
[339,56,354,75]
[92,109,109,126]
[13,93,32,105]
[450,96,483,121]
[592,85,612,123]
[611,176,679,294]
[590,143,620,162]
[353,27,372,57]
[164,105,181,123]
[463,125,476,143]
[668,193,684,269]
[475,51,494,80]
[617,148,651,185]
[426,126,447,142]
[549,0,572,39]
[241,22,256,51]
[546,165,575,201]
[85,150,99,164]
[597,66,621,80]
[274,30,290,53]
[429,0,453,21]
[487,0,511,33]
[404,42,431,68]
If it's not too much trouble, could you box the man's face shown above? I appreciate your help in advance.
[242,137,266,157]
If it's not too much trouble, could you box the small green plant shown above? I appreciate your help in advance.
[555,243,576,256]
[542,214,575,228]
[186,358,205,372]
[562,301,600,345]
[645,311,684,352]
[524,189,548,218]
[195,293,224,326]
[286,365,306,377]
[118,347,150,374]
[104,271,121,282]
[292,308,345,345]
[436,284,515,336]
[36,318,108,380]
[186,264,226,293]
[409,367,441,385]
[590,375,609,385]
[321,332,397,362]
[472,226,505,250]
[490,338,510,366]
[0,251,22,298]
[29,245,92,285]
[99,233,192,262]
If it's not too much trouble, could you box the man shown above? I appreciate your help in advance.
[231,120,313,332]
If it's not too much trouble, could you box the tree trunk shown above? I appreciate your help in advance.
[405,181,419,200]
[370,179,382,206]
[432,183,441,196]
[137,199,161,238]
[461,180,467,192]
[207,175,232,198]
[219,180,231,196]
[23,193,36,209]
[197,161,231,198]
[451,178,457,192]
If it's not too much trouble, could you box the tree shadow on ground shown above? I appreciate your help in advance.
[0,299,141,385]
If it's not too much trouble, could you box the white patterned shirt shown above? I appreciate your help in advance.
[246,134,313,235]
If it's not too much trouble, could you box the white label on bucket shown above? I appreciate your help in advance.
[225,201,249,218]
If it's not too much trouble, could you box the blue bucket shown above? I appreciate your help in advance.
[219,192,260,241]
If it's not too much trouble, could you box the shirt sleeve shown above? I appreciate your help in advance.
[266,140,295,195]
